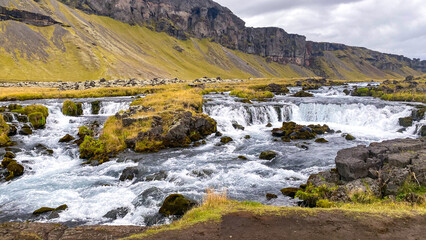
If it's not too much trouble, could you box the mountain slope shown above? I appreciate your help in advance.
[0,0,424,82]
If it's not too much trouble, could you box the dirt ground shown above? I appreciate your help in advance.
[143,210,426,240]
[1,210,425,240]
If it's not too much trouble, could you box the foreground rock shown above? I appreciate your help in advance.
[272,122,332,141]
[293,138,426,207]
[159,194,197,217]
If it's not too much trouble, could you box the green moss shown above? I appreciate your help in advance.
[78,126,93,138]
[5,162,24,181]
[79,136,108,163]
[62,100,83,116]
[134,139,164,153]
[220,136,233,144]
[13,105,49,119]
[28,112,46,129]
[0,115,10,147]
[295,184,337,207]
[159,194,196,216]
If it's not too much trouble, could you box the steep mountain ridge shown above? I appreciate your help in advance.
[0,0,423,81]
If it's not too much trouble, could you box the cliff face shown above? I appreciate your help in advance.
[0,0,423,81]
[56,0,425,76]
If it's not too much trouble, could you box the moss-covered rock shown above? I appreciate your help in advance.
[62,100,83,116]
[1,157,15,168]
[4,152,16,159]
[238,155,248,160]
[315,138,329,143]
[59,134,75,143]
[272,122,331,141]
[0,115,11,147]
[420,126,426,137]
[79,136,109,165]
[12,105,49,120]
[159,194,196,216]
[398,117,413,127]
[220,136,233,144]
[78,126,94,139]
[5,161,24,181]
[33,207,55,215]
[19,125,33,135]
[345,134,356,141]
[28,112,46,129]
[292,91,313,97]
[266,193,278,200]
[259,151,277,160]
[281,187,299,198]
[91,101,101,115]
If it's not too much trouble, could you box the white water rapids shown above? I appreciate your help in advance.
[0,85,424,226]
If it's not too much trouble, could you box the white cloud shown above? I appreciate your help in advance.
[215,0,426,59]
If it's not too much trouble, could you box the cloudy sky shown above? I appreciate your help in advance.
[215,0,426,59]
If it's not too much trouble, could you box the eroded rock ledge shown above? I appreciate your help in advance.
[0,6,62,27]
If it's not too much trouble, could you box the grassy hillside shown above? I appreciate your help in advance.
[0,0,422,82]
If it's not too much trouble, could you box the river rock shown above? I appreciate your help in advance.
[119,167,139,181]
[5,162,24,181]
[259,151,277,160]
[133,187,164,207]
[220,136,233,144]
[231,121,245,130]
[335,145,375,181]
[159,194,197,216]
[292,91,313,97]
[103,207,129,220]
[19,125,33,135]
[266,193,278,200]
[280,188,299,198]
[59,134,75,143]
[398,117,413,127]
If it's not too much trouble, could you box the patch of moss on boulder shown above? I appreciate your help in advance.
[4,152,16,159]
[33,207,55,215]
[159,194,196,216]
[259,151,277,160]
[79,136,109,165]
[266,193,278,200]
[62,100,83,116]
[0,115,11,147]
[272,122,331,141]
[19,125,33,135]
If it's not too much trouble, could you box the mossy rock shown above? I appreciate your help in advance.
[420,126,426,137]
[280,187,299,198]
[4,152,16,159]
[315,138,329,143]
[33,207,55,215]
[91,101,101,115]
[55,204,69,211]
[244,135,251,139]
[28,112,46,129]
[159,194,196,216]
[59,134,75,143]
[345,134,356,141]
[19,125,33,135]
[266,193,278,200]
[6,162,24,181]
[1,157,15,168]
[62,100,83,116]
[238,155,248,160]
[292,91,313,97]
[220,136,233,144]
[79,136,108,164]
[266,123,272,127]
[13,105,48,119]
[8,104,22,111]
[78,126,94,139]
[398,117,413,127]
[259,151,277,160]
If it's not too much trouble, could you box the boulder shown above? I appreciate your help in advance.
[159,194,196,216]
[315,138,328,143]
[4,152,16,159]
[380,165,411,195]
[292,91,313,97]
[7,125,17,136]
[259,151,277,160]
[103,207,129,220]
[266,193,278,200]
[91,101,101,115]
[19,125,33,135]
[398,117,413,127]
[231,121,245,130]
[145,171,168,182]
[220,136,233,144]
[28,112,46,129]
[335,146,372,181]
[345,134,356,141]
[280,187,299,198]
[62,100,83,116]
[5,162,24,181]
[59,134,75,143]
[119,167,139,181]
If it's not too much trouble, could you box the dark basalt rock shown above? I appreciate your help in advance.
[119,167,139,181]
[220,136,233,144]
[19,125,33,135]
[91,101,101,115]
[159,194,196,217]
[232,121,245,131]
[103,207,129,220]
[292,91,314,97]
[399,117,413,127]
[266,193,278,200]
[272,122,330,141]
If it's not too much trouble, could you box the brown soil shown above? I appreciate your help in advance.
[1,210,425,240]
[143,210,426,240]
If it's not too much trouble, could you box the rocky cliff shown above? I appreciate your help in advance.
[56,0,426,75]
[0,0,423,81]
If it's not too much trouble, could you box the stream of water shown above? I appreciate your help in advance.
[0,84,424,226]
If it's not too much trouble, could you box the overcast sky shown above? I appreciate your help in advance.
[215,0,426,59]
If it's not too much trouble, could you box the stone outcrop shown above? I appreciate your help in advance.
[0,6,62,27]
[295,138,426,206]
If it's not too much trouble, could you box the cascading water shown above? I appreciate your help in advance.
[0,84,424,226]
